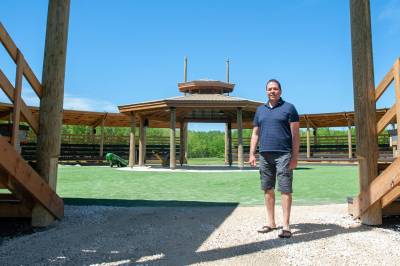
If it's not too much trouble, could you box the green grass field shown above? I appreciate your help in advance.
[57,164,359,206]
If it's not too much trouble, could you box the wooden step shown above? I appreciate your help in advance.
[0,136,63,219]
[352,157,400,218]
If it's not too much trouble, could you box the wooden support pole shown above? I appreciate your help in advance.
[350,0,381,225]
[129,112,136,167]
[183,122,188,164]
[99,118,105,157]
[139,116,145,167]
[228,122,232,166]
[312,128,318,156]
[179,120,184,166]
[237,108,244,169]
[184,57,188,82]
[347,120,353,159]
[306,120,311,159]
[32,0,70,227]
[11,50,23,150]
[170,107,176,169]
[224,123,229,165]
[394,59,400,148]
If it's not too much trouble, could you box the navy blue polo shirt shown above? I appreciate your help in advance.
[253,98,299,153]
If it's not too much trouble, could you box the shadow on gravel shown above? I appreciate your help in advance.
[63,198,239,207]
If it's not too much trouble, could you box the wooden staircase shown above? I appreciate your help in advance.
[0,22,64,220]
[349,58,400,219]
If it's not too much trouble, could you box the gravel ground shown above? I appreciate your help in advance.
[0,204,399,266]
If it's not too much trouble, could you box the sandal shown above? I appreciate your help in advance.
[257,226,276,233]
[278,229,292,238]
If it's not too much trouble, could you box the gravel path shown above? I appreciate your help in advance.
[0,204,399,265]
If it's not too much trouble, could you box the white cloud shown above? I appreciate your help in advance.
[63,94,118,112]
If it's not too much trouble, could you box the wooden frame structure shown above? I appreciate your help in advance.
[0,0,69,227]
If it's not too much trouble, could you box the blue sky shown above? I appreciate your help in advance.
[1,0,399,131]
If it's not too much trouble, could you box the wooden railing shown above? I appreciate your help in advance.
[0,22,41,136]
[352,58,400,218]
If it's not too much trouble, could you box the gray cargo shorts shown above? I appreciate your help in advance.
[259,152,293,193]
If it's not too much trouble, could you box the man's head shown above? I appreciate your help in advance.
[266,79,282,103]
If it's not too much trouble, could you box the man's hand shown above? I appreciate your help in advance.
[248,154,257,167]
[289,157,298,170]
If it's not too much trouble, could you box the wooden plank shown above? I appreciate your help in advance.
[352,157,400,218]
[350,0,381,225]
[0,22,42,97]
[381,185,400,208]
[375,66,394,101]
[0,70,39,133]
[394,59,400,147]
[11,50,23,147]
[139,116,145,166]
[0,136,64,219]
[0,202,31,218]
[382,201,400,216]
[377,104,396,134]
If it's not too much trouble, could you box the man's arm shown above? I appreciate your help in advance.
[249,127,259,167]
[289,122,300,169]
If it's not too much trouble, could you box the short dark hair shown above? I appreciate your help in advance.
[266,79,281,90]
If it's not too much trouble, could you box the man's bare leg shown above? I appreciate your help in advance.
[264,189,276,228]
[281,192,292,230]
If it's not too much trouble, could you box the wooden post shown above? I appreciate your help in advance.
[99,118,105,158]
[224,123,229,165]
[32,0,70,227]
[184,122,188,164]
[237,108,244,169]
[226,59,230,83]
[306,121,311,159]
[128,112,136,167]
[179,120,184,166]
[184,57,188,82]
[313,128,318,156]
[350,0,382,225]
[139,116,145,166]
[170,107,176,169]
[347,120,353,159]
[394,59,400,151]
[228,122,232,166]
[11,50,23,150]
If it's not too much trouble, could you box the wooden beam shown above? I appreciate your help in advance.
[0,136,63,219]
[33,0,70,227]
[0,22,42,98]
[0,202,31,218]
[0,70,39,133]
[352,157,400,218]
[350,0,381,224]
[237,108,244,169]
[382,201,400,216]
[170,108,176,169]
[381,185,400,208]
[128,112,136,167]
[377,104,396,134]
[375,65,394,101]
[11,50,23,148]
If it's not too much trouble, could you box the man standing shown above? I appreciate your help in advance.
[249,79,300,238]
